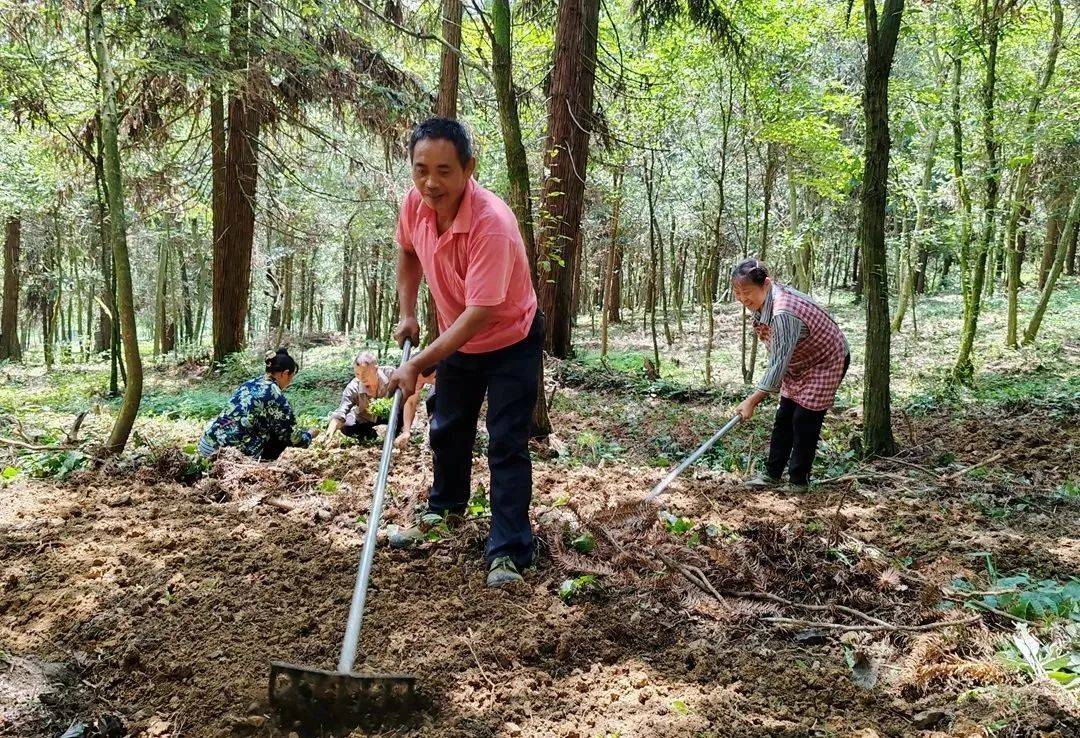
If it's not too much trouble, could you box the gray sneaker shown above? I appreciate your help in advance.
[388,509,464,549]
[486,556,523,587]
[743,474,781,490]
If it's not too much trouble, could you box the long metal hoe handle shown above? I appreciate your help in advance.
[337,339,413,674]
[644,414,741,502]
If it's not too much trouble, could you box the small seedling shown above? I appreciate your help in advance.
[670,699,690,716]
[660,511,694,536]
[558,575,598,602]
[570,532,596,554]
[467,484,490,516]
[318,479,340,494]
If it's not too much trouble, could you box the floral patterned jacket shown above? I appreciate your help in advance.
[197,376,311,459]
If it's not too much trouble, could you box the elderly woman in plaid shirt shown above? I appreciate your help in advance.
[732,259,850,491]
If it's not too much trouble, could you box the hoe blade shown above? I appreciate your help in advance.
[269,660,419,728]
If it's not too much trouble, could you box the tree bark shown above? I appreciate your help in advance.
[213,0,261,363]
[536,0,601,358]
[1,216,21,362]
[859,0,903,457]
[436,0,462,118]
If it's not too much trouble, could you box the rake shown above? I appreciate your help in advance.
[269,341,420,728]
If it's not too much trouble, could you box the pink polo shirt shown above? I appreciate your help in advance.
[395,179,538,354]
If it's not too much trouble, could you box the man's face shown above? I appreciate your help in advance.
[355,362,377,391]
[410,138,476,218]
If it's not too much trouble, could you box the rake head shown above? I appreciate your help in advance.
[269,661,420,729]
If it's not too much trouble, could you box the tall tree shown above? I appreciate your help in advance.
[1023,185,1080,345]
[1005,0,1063,347]
[490,0,549,436]
[92,0,142,455]
[954,0,1018,381]
[536,0,601,358]
[212,0,262,362]
[859,0,904,456]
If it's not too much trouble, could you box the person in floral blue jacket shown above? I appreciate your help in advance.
[198,348,313,460]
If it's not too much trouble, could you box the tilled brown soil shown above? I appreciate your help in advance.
[2,400,1078,738]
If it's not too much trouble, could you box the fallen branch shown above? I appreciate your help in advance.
[818,469,912,485]
[882,457,938,478]
[655,550,979,633]
[65,410,89,444]
[464,627,496,692]
[947,597,1028,624]
[0,437,78,452]
[942,452,1004,482]
[761,615,982,633]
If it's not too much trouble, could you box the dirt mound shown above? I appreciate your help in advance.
[3,404,1078,737]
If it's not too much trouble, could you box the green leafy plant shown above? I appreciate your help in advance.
[467,484,490,517]
[572,430,624,465]
[23,450,87,480]
[318,478,340,494]
[570,531,596,554]
[558,574,598,602]
[367,397,393,423]
[660,511,694,536]
[997,624,1080,691]
[956,557,1080,624]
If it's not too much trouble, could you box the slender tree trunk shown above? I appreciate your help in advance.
[893,124,939,331]
[950,57,973,378]
[92,0,142,454]
[1067,220,1078,277]
[1023,187,1080,345]
[747,143,778,381]
[860,0,903,456]
[489,0,550,437]
[600,168,623,357]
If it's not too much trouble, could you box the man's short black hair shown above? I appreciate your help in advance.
[408,117,473,167]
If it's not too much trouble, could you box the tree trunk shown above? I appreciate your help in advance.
[92,0,142,454]
[600,168,623,357]
[1067,219,1078,276]
[213,0,261,363]
[1006,18,1066,343]
[893,124,939,331]
[339,239,352,333]
[536,0,601,358]
[1,216,21,361]
[1023,186,1080,345]
[436,0,462,118]
[950,54,974,380]
[860,0,903,457]
[154,230,168,356]
[1041,200,1064,289]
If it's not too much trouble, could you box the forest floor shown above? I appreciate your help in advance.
[2,280,1079,738]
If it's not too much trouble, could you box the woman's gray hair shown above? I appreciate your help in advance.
[353,351,377,367]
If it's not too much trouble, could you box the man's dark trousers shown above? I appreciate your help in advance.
[427,312,544,569]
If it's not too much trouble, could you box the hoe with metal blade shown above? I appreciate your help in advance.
[645,414,742,502]
[270,341,420,728]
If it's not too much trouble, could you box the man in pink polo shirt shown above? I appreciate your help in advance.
[386,118,543,588]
